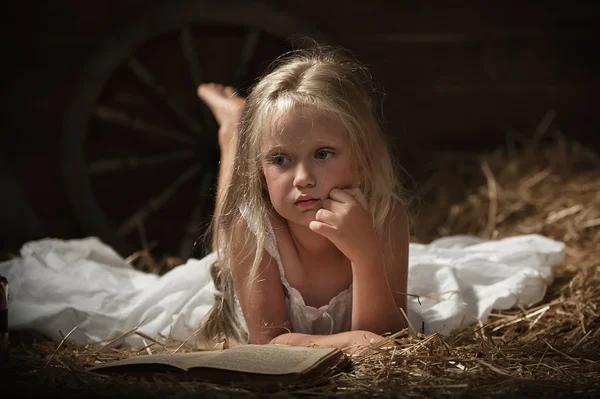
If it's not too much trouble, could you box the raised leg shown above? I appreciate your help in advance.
[196,84,246,251]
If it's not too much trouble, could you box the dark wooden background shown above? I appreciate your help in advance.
[2,0,598,256]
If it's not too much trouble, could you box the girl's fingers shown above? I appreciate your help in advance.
[315,208,337,225]
[321,198,333,210]
[343,187,360,197]
[321,198,345,213]
[328,188,356,203]
[341,187,370,210]
[346,189,369,210]
[309,220,338,240]
[324,188,369,212]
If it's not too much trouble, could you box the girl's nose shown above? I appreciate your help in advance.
[293,162,316,188]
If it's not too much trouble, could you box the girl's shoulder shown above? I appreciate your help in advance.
[232,206,285,268]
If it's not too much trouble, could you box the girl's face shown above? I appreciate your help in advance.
[261,107,356,227]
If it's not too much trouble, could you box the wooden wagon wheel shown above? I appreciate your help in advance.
[60,0,324,261]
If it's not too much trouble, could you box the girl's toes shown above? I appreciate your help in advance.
[224,86,235,97]
[196,83,208,97]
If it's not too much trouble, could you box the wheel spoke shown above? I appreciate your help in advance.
[127,56,204,136]
[94,106,196,145]
[179,26,219,134]
[180,26,204,88]
[88,150,196,175]
[233,28,260,87]
[118,163,201,235]
[178,171,214,259]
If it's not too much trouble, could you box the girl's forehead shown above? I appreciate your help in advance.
[262,107,348,148]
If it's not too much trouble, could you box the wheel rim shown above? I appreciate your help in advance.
[60,1,325,260]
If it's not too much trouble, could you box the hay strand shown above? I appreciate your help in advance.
[5,125,600,396]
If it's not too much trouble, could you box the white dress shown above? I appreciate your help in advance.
[246,212,352,336]
[0,227,565,347]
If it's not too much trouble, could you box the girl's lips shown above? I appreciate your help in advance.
[295,199,320,210]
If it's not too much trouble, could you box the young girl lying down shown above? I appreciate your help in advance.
[1,44,564,354]
[196,45,409,351]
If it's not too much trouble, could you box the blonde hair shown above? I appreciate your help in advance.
[196,44,406,348]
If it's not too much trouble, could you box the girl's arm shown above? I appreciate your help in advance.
[270,330,382,353]
[212,144,236,252]
[310,190,410,335]
[229,221,292,344]
[229,220,390,349]
[351,201,409,334]
[384,202,410,323]
[230,201,408,346]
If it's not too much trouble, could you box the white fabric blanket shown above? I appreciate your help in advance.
[0,234,565,347]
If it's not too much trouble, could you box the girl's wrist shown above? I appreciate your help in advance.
[350,249,384,272]
[351,258,385,279]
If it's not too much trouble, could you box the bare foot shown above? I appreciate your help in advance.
[197,83,245,153]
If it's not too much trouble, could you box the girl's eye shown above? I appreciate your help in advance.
[272,154,290,165]
[316,150,332,160]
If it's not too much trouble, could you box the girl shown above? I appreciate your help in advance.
[195,46,410,350]
[1,45,563,352]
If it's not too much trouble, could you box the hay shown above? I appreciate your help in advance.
[4,124,600,397]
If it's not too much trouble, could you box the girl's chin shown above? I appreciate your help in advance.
[286,213,318,228]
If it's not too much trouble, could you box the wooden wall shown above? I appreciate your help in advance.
[2,0,599,252]
[282,1,599,161]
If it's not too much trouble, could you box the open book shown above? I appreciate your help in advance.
[88,344,350,385]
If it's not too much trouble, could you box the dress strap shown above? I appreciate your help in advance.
[264,217,289,287]
[238,205,288,288]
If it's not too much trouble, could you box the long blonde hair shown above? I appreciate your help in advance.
[196,44,406,348]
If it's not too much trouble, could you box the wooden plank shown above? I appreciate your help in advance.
[286,1,600,39]
[381,87,598,149]
[347,39,598,91]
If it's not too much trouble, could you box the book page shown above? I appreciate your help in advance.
[88,351,222,372]
[88,345,339,375]
[188,344,337,375]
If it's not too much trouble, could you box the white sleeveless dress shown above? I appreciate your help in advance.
[236,210,352,336]
[0,221,564,347]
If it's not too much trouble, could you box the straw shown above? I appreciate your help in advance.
[5,126,600,397]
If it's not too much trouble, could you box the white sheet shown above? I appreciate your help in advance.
[0,234,565,346]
